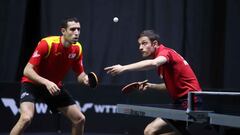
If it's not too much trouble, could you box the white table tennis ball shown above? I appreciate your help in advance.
[113,17,119,23]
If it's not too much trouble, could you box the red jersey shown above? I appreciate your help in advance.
[21,36,84,87]
[155,44,201,100]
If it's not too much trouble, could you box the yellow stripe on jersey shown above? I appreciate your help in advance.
[42,36,82,59]
[42,36,60,58]
[72,42,82,59]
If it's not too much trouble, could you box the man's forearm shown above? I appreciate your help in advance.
[124,60,157,72]
[24,66,48,85]
[123,56,167,72]
[148,83,166,91]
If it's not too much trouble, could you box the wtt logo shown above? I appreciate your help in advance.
[76,101,117,113]
[1,98,117,116]
[1,98,48,115]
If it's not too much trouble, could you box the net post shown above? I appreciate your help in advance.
[187,92,194,112]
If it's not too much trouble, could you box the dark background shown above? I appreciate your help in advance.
[0,0,240,89]
[1,0,240,134]
[0,83,170,134]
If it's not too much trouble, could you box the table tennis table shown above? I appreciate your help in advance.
[117,91,240,134]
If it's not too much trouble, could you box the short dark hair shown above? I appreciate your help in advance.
[138,30,160,43]
[60,17,80,29]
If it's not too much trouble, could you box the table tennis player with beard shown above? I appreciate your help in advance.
[10,17,91,135]
[105,30,202,135]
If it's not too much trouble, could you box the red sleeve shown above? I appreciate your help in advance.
[156,49,170,62]
[28,40,48,65]
[72,50,84,76]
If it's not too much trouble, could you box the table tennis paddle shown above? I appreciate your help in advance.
[88,72,98,88]
[121,80,148,94]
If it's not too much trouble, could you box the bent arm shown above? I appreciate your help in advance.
[139,81,167,91]
[147,83,167,91]
[24,63,60,95]
[23,63,48,85]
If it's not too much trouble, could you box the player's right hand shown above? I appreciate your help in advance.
[82,74,89,86]
[44,80,61,96]
[104,64,124,76]
[138,80,149,91]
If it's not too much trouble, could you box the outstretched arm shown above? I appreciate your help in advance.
[104,56,167,76]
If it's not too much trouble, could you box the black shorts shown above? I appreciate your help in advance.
[164,95,202,135]
[20,82,75,113]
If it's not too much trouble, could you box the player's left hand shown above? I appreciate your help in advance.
[104,64,124,76]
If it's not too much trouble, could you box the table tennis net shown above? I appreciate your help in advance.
[188,91,240,115]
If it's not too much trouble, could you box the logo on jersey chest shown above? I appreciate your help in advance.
[68,53,77,59]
